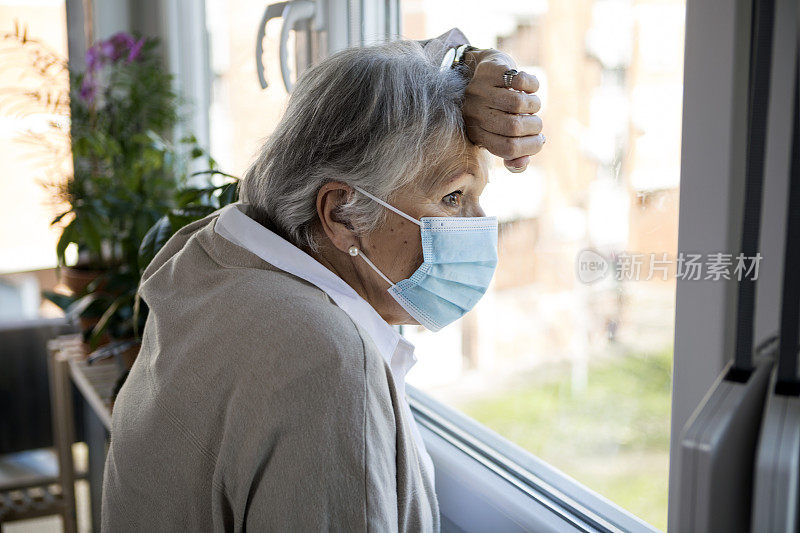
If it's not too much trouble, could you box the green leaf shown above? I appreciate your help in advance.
[76,215,103,259]
[56,221,76,266]
[217,182,239,206]
[190,169,239,181]
[42,290,76,311]
[138,215,173,272]
[89,293,133,350]
[175,187,211,207]
[51,210,71,226]
[133,292,143,337]
[83,272,109,295]
[167,206,215,229]
[88,294,127,349]
[132,211,155,244]
[65,293,97,321]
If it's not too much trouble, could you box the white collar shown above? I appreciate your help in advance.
[213,202,417,375]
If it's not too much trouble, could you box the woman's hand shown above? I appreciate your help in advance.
[461,49,544,173]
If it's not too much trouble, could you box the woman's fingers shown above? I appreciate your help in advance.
[465,71,542,115]
[504,156,531,173]
[510,71,540,93]
[467,125,546,160]
[483,86,542,115]
[462,49,545,170]
[472,56,540,93]
[464,105,543,137]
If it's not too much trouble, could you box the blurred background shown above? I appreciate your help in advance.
[0,0,684,530]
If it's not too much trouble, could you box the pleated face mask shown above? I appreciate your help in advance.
[350,186,498,332]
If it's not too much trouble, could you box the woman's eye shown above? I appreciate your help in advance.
[442,190,463,207]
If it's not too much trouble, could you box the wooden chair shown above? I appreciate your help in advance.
[0,321,85,531]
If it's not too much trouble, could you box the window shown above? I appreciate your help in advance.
[0,0,70,274]
[399,1,684,530]
[205,0,294,178]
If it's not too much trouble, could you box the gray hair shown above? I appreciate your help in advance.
[239,39,483,252]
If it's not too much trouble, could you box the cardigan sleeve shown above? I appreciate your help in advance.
[236,318,438,531]
[239,334,398,531]
[417,27,470,67]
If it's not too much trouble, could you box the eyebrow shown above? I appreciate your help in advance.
[443,172,489,193]
[422,170,464,195]
[442,172,465,186]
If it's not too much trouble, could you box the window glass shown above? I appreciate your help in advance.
[401,1,684,529]
[205,0,294,178]
[0,0,69,274]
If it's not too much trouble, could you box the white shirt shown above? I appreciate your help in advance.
[213,202,436,490]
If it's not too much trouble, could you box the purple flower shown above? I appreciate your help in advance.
[84,32,142,68]
[78,32,148,106]
[127,38,145,62]
[109,32,136,49]
[100,40,116,60]
[79,75,96,104]
[108,32,136,60]
[85,46,102,71]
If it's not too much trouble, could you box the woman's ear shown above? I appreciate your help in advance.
[316,182,356,253]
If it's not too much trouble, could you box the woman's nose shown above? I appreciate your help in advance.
[472,204,486,218]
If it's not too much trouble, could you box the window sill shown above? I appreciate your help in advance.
[407,385,659,533]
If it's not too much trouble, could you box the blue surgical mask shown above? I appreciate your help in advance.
[350,186,498,332]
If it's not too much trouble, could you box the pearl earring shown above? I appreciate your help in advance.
[348,245,359,256]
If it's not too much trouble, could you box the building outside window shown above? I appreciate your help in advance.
[398,1,684,530]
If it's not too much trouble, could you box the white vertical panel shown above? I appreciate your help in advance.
[91,0,130,40]
[667,0,752,528]
[161,0,211,155]
[65,0,89,70]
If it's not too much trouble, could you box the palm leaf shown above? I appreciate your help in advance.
[88,293,130,349]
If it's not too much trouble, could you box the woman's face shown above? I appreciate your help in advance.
[356,170,488,325]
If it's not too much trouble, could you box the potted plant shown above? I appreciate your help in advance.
[43,32,216,357]
[3,26,240,375]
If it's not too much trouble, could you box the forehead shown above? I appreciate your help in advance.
[420,145,490,194]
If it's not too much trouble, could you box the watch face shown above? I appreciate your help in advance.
[440,47,456,71]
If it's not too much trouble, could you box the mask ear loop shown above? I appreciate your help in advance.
[349,185,421,288]
[349,245,396,287]
[353,185,423,227]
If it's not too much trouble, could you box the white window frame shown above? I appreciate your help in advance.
[667,0,794,528]
[409,386,658,532]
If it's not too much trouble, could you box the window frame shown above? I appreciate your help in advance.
[667,0,796,527]
[408,386,659,533]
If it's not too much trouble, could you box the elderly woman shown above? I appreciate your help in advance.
[102,35,542,532]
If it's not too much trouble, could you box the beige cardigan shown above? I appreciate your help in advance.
[101,210,440,531]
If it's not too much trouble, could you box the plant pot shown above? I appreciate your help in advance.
[60,266,106,295]
[58,266,117,348]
